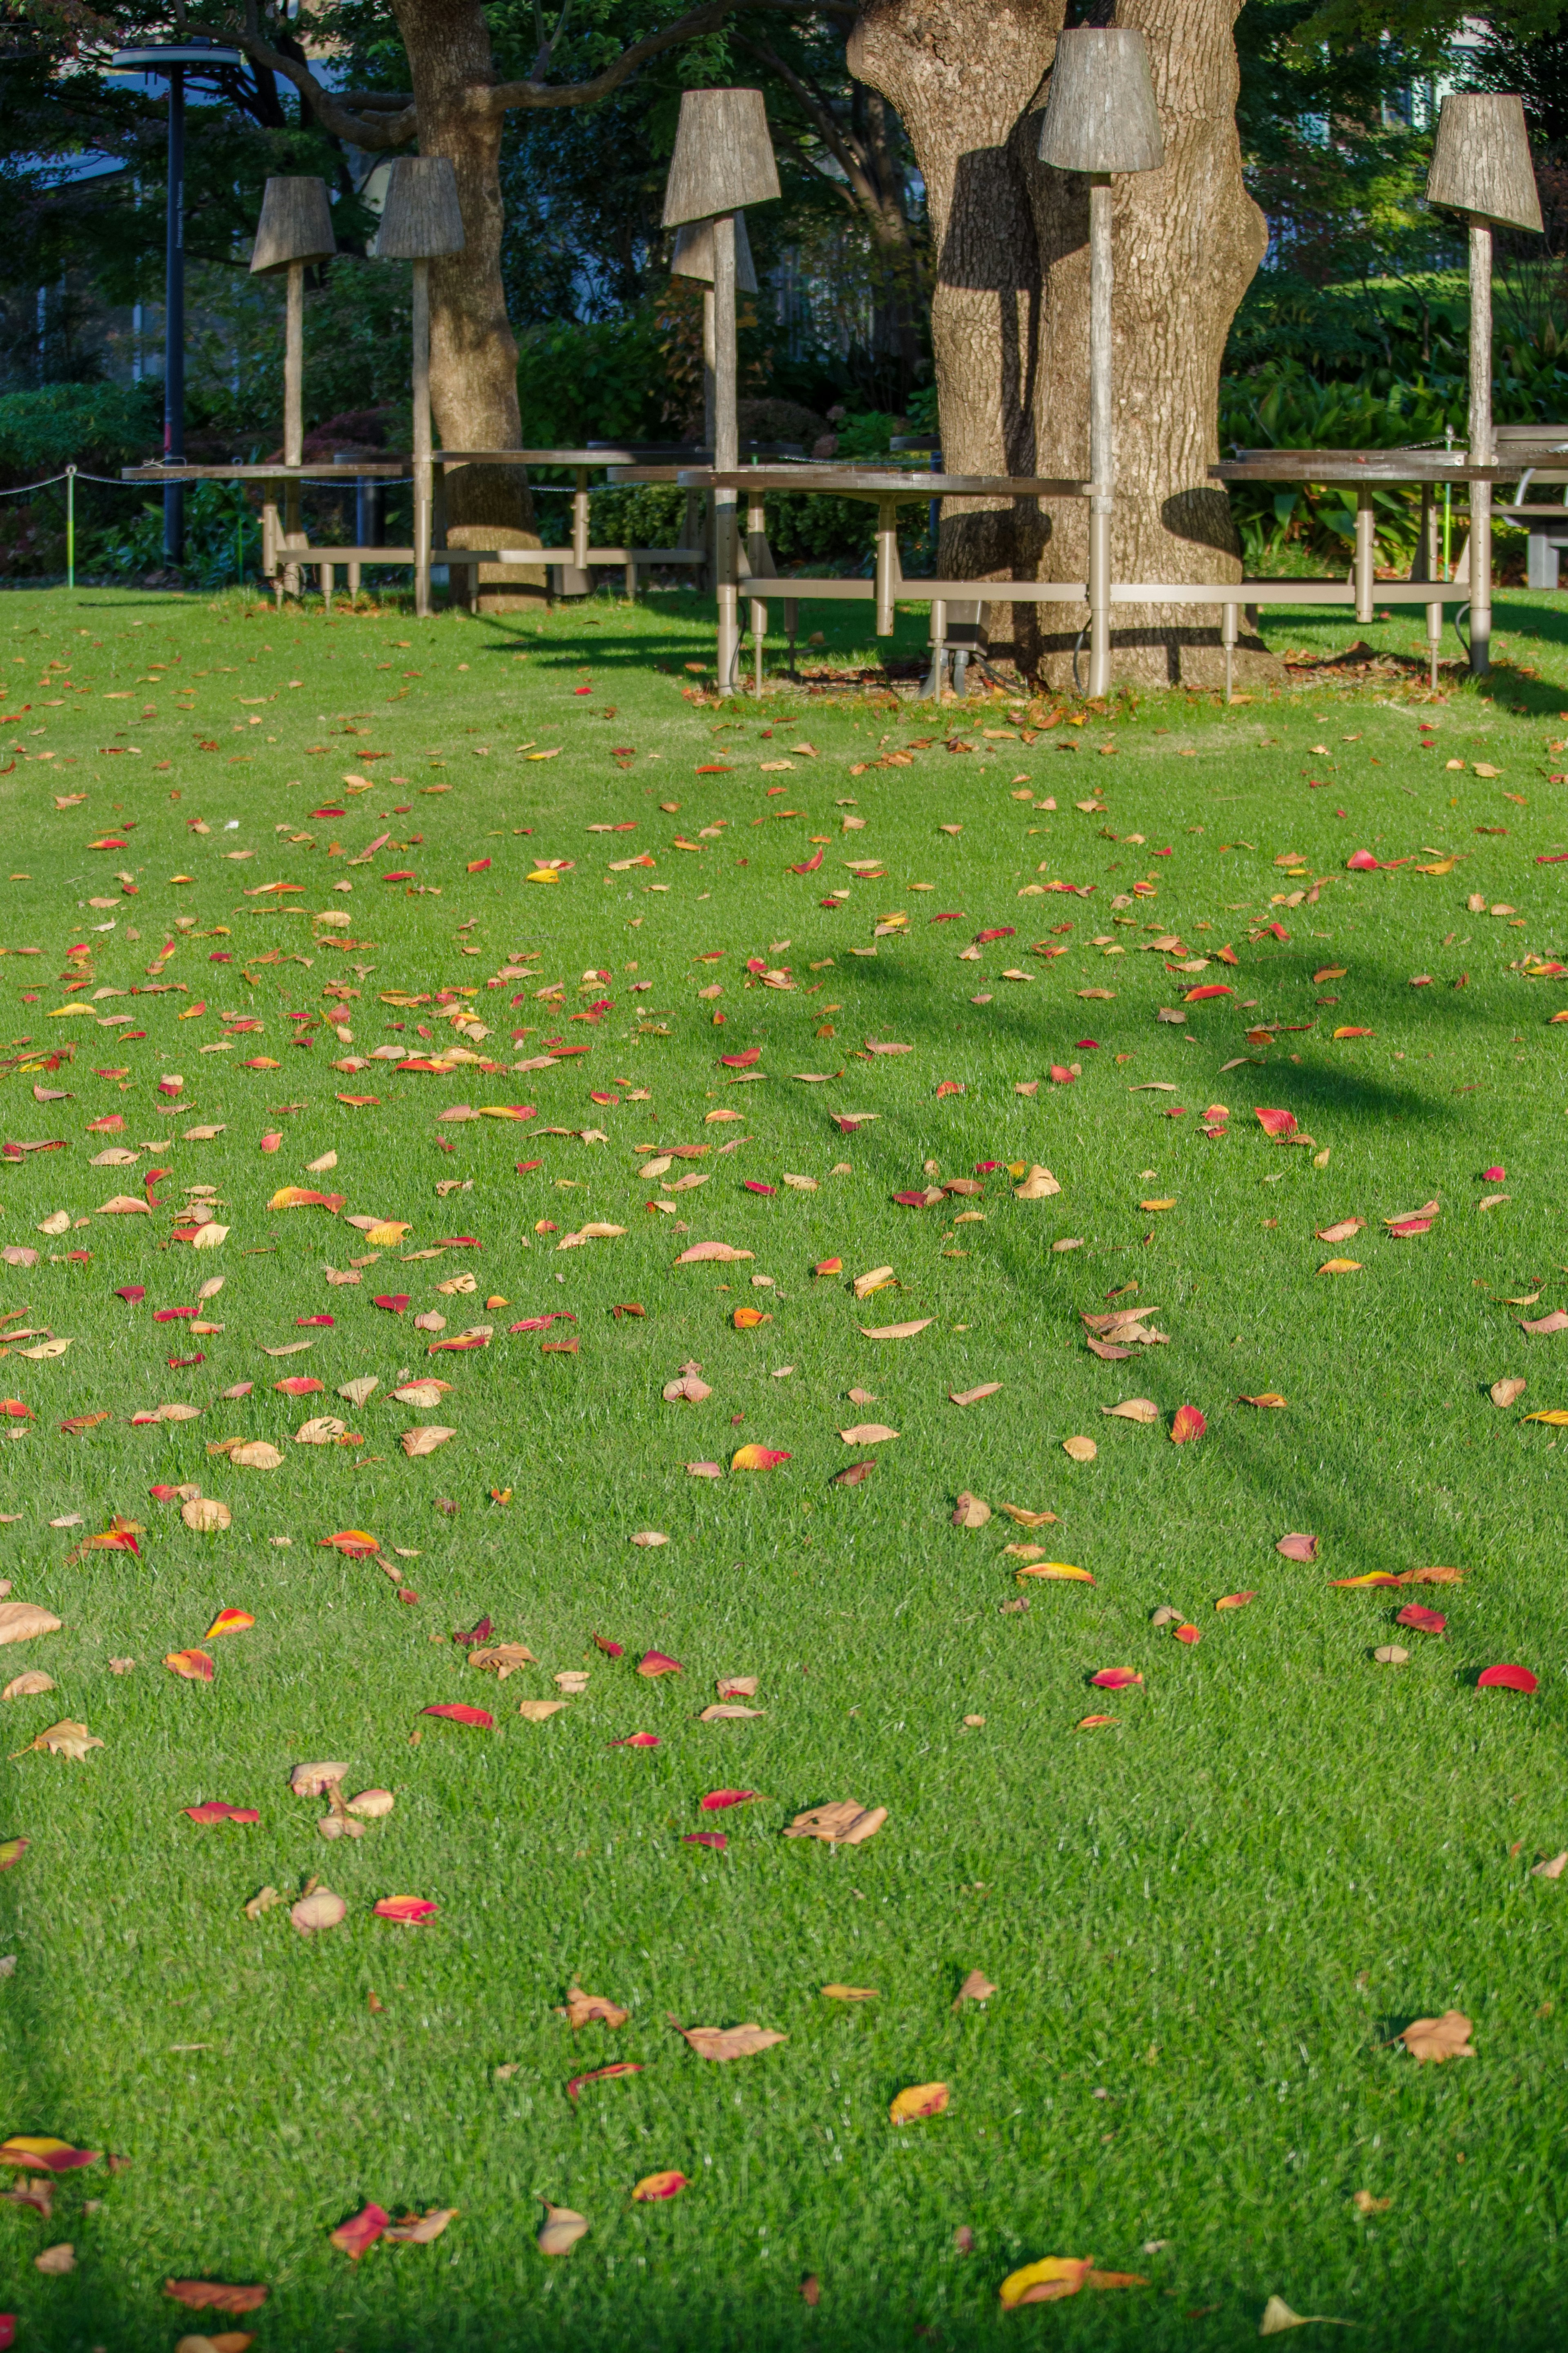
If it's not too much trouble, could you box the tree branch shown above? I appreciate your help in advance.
[231,0,418,148]
[486,0,853,113]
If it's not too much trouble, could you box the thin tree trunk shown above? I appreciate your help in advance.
[391,0,545,608]
[851,0,1276,687]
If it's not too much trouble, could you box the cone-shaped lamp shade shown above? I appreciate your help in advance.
[662,88,780,227]
[1426,93,1542,232]
[671,210,758,294]
[1038,28,1164,174]
[376,155,466,259]
[250,177,336,274]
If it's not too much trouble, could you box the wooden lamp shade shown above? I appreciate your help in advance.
[377,155,466,259]
[662,88,780,227]
[1426,93,1542,232]
[250,177,335,274]
[672,210,758,294]
[1038,28,1164,176]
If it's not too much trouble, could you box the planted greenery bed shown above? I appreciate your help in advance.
[0,581,1566,2352]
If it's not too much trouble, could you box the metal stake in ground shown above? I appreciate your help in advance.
[1426,93,1542,677]
[1037,29,1163,701]
[662,90,781,698]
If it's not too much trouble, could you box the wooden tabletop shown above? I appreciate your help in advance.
[688,467,1090,497]
[1212,451,1519,484]
[123,462,410,480]
[433,444,805,466]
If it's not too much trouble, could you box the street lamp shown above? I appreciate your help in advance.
[106,33,243,567]
[1037,28,1164,699]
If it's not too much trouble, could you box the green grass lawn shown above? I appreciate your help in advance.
[1,577,1568,2353]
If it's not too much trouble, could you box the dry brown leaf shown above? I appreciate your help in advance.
[1102,1398,1158,1423]
[290,1761,350,1797]
[337,1376,380,1406]
[391,1379,449,1408]
[401,1425,455,1458]
[469,1643,537,1679]
[717,1675,758,1698]
[383,2208,459,2245]
[1062,1435,1098,1463]
[537,2203,590,2257]
[35,2244,74,2275]
[1399,2010,1474,2063]
[346,1789,394,1818]
[1,1669,53,1700]
[698,1703,764,1720]
[950,1383,1002,1407]
[1000,1504,1059,1528]
[562,1987,630,2030]
[22,1719,101,1760]
[662,1371,712,1403]
[181,1498,231,1533]
[1352,2190,1391,2216]
[783,1801,886,1845]
[839,1422,898,1443]
[290,1886,346,1936]
[0,1603,61,1647]
[952,1492,991,1528]
[1490,1377,1527,1409]
[952,1968,997,2010]
[517,1698,567,1723]
[1531,1851,1568,1880]
[821,1983,878,2001]
[852,1265,895,1300]
[1373,1645,1410,1665]
[1014,1165,1060,1199]
[859,1319,933,1340]
[229,1441,283,1472]
[672,2019,787,2062]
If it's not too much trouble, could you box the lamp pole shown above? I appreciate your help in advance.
[163,62,185,564]
[106,35,242,569]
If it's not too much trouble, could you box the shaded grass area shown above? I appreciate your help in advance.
[0,584,1566,2350]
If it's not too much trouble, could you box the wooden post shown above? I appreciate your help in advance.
[1468,219,1493,675]
[1354,488,1376,624]
[1087,175,1113,698]
[713,211,740,696]
[874,495,900,636]
[283,259,303,599]
[1425,94,1541,678]
[374,156,466,624]
[411,256,432,620]
[661,90,781,692]
[1037,31,1164,703]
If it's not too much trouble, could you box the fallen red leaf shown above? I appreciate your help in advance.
[183,1801,260,1825]
[422,1703,494,1729]
[274,1376,325,1396]
[1254,1107,1297,1138]
[330,2204,390,2259]
[593,1633,624,1657]
[1395,1604,1447,1634]
[373,1896,439,1923]
[611,1732,660,1748]
[637,1651,683,1677]
[1169,1404,1206,1443]
[699,1789,762,1811]
[1478,1664,1537,1694]
[566,2062,645,2099]
[1091,1668,1143,1690]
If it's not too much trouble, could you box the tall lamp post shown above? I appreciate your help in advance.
[1036,28,1164,700]
[107,33,243,568]
[375,156,466,620]
[1425,93,1542,676]
[662,89,780,697]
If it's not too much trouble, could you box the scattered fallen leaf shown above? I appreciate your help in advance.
[889,2082,948,2125]
[537,2203,590,2256]
[672,2020,787,2061]
[1399,2010,1474,2063]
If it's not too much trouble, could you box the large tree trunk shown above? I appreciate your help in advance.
[851,0,1275,687]
[392,0,545,608]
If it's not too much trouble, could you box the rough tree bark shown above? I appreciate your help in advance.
[238,0,782,610]
[389,0,543,604]
[851,0,1275,687]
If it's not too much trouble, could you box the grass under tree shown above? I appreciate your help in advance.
[0,579,1566,2353]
